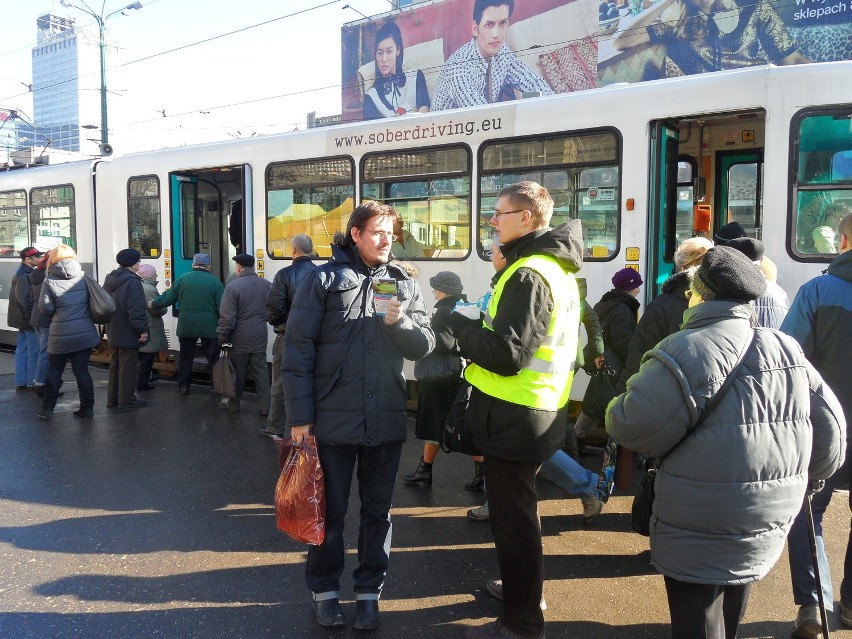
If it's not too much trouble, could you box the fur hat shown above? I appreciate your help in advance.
[116,248,141,267]
[612,268,643,291]
[232,253,254,267]
[192,253,211,266]
[429,271,463,296]
[674,237,713,269]
[694,246,767,302]
[713,222,746,245]
[726,237,764,264]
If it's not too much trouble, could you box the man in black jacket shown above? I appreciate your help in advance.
[103,248,149,410]
[10,247,42,390]
[263,234,315,436]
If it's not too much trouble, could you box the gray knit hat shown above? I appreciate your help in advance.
[694,246,766,302]
[429,271,463,296]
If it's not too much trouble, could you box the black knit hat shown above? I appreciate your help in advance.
[714,222,746,245]
[429,271,463,296]
[695,246,766,302]
[116,248,141,267]
[726,237,764,263]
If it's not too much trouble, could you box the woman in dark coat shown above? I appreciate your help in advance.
[37,244,102,420]
[403,271,484,490]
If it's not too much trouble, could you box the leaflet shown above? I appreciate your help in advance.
[373,278,397,317]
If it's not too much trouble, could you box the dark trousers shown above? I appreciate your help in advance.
[177,337,219,389]
[138,351,156,390]
[43,349,94,412]
[664,576,752,639]
[485,455,544,637]
[267,333,286,429]
[107,346,139,407]
[227,351,271,413]
[305,442,403,597]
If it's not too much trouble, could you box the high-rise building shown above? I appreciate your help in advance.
[29,13,113,153]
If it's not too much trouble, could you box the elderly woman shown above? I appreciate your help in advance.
[606,246,845,638]
[137,263,168,391]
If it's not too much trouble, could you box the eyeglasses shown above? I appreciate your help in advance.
[491,209,526,219]
[685,289,694,300]
[360,228,397,242]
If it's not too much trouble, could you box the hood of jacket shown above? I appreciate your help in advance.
[828,249,852,283]
[661,271,690,295]
[500,220,583,275]
[596,288,640,320]
[681,299,755,329]
[48,258,83,280]
[29,268,47,287]
[103,267,141,293]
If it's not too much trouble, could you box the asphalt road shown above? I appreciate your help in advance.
[0,351,849,639]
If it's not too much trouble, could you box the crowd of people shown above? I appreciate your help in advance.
[7,188,851,638]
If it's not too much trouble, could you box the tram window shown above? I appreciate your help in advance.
[726,162,759,237]
[792,111,852,257]
[0,190,28,257]
[127,176,161,258]
[30,185,75,251]
[267,157,354,259]
[362,146,470,259]
[675,158,697,249]
[480,131,619,260]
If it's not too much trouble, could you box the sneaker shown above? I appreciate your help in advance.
[581,493,603,523]
[793,604,822,638]
[467,503,490,522]
[841,602,852,628]
[485,579,547,611]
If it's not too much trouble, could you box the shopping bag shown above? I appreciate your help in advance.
[212,348,236,398]
[630,457,657,536]
[581,364,619,420]
[274,435,326,545]
[441,382,481,456]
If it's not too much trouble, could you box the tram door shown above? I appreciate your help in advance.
[170,174,202,284]
[714,150,763,238]
[647,122,680,299]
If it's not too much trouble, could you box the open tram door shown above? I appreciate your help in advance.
[169,165,251,285]
[648,121,680,300]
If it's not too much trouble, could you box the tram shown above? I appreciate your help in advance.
[1,61,850,396]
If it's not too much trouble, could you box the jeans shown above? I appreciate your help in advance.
[33,326,50,386]
[177,337,219,389]
[43,349,94,412]
[485,455,545,637]
[226,351,271,413]
[15,329,39,387]
[306,442,403,598]
[267,333,286,430]
[664,576,752,639]
[787,459,850,610]
[539,449,599,497]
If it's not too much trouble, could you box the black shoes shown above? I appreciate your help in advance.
[403,457,433,486]
[465,461,485,491]
[73,408,94,418]
[312,598,345,628]
[258,425,284,437]
[137,383,156,391]
[353,599,380,631]
[178,386,190,396]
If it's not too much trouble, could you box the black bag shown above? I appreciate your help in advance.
[84,274,116,324]
[630,457,656,536]
[581,364,619,420]
[414,351,463,385]
[441,382,481,456]
[212,348,237,398]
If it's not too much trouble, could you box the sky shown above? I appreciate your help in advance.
[0,0,401,155]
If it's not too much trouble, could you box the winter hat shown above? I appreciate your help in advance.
[232,253,254,267]
[116,248,141,267]
[674,237,713,269]
[694,246,767,302]
[429,271,463,296]
[137,263,157,280]
[192,253,211,266]
[726,237,764,264]
[713,222,746,245]
[611,267,643,291]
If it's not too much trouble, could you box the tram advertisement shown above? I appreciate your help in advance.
[341,0,852,122]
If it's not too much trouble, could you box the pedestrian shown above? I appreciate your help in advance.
[782,212,852,638]
[37,244,101,420]
[136,263,168,392]
[726,237,789,329]
[449,181,583,639]
[104,249,149,410]
[263,234,315,436]
[216,253,272,414]
[29,249,58,397]
[149,253,223,396]
[606,245,846,639]
[9,246,42,391]
[594,267,643,384]
[283,201,434,631]
[403,270,485,491]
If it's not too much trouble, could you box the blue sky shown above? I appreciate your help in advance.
[0,0,398,154]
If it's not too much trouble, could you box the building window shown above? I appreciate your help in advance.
[0,190,28,257]
[128,176,161,258]
[30,185,76,250]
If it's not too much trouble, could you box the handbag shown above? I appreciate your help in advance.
[581,364,619,421]
[83,274,116,324]
[274,435,326,545]
[630,330,756,536]
[212,348,236,398]
[414,350,464,385]
[441,382,481,456]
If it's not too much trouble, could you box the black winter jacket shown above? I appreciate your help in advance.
[9,263,35,330]
[283,242,434,446]
[451,221,584,462]
[104,267,149,348]
[266,255,315,332]
[593,288,640,376]
[28,268,51,329]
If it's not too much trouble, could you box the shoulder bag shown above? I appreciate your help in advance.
[84,274,116,324]
[414,349,464,385]
[441,381,481,456]
[630,330,755,536]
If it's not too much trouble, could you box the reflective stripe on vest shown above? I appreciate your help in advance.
[465,254,580,409]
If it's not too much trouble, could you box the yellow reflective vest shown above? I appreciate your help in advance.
[465,254,579,410]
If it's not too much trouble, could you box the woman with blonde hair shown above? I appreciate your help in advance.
[37,243,101,420]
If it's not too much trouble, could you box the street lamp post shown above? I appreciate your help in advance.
[59,0,144,148]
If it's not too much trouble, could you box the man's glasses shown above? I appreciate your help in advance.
[361,228,397,241]
[491,209,526,219]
